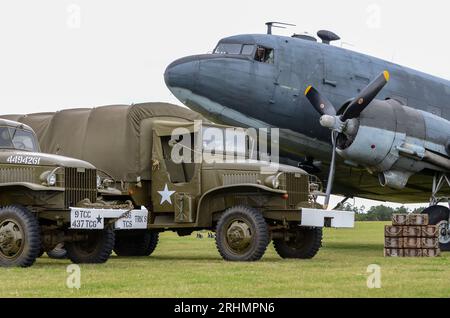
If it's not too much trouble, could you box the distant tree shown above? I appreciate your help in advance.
[338,202,429,221]
[411,207,427,214]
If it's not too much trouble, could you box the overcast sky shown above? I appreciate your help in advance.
[1,0,448,209]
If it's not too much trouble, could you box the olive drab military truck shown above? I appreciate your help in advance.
[4,103,354,261]
[0,119,149,267]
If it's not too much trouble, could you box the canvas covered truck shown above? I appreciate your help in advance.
[3,103,354,261]
[0,119,147,267]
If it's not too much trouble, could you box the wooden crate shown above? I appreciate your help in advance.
[404,249,423,257]
[422,225,439,238]
[422,249,441,257]
[407,214,429,226]
[385,237,403,248]
[385,226,403,237]
[403,237,421,249]
[421,237,439,249]
[392,214,408,226]
[403,226,422,237]
[384,249,404,257]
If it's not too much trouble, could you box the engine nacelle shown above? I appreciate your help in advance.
[336,99,450,189]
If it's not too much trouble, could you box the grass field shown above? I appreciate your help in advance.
[1,222,449,298]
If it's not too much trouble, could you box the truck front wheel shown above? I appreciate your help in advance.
[273,227,323,259]
[0,205,41,267]
[65,229,115,264]
[215,206,269,262]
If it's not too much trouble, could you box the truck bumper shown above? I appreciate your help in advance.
[300,208,355,228]
[69,207,148,230]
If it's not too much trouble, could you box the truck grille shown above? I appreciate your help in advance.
[223,173,259,185]
[282,172,309,207]
[64,167,97,207]
[0,167,34,183]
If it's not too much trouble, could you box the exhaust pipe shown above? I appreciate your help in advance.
[379,170,413,190]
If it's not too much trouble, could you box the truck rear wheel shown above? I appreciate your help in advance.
[422,205,450,251]
[215,206,269,262]
[0,205,41,267]
[65,229,115,264]
[273,227,323,259]
[114,231,159,256]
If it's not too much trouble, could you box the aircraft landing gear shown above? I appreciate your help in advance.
[423,173,450,251]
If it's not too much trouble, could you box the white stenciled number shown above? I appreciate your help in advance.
[5,155,40,165]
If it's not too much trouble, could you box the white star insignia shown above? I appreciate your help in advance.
[158,184,176,205]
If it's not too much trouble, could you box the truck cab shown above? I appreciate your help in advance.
[150,120,354,261]
[0,119,144,267]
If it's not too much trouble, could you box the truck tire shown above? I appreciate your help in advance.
[47,243,67,259]
[422,205,450,251]
[114,231,159,256]
[65,228,115,264]
[215,206,269,262]
[273,227,323,259]
[0,205,41,267]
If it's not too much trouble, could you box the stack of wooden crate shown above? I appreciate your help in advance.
[385,214,440,257]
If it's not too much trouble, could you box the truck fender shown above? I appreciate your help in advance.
[196,183,286,227]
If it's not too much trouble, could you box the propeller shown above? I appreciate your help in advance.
[341,71,390,121]
[304,71,390,209]
[304,86,336,116]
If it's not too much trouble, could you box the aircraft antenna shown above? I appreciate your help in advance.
[265,22,296,35]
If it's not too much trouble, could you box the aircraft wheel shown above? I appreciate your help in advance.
[66,229,115,264]
[0,205,41,267]
[422,206,450,251]
[273,227,323,259]
[114,230,159,256]
[215,206,269,262]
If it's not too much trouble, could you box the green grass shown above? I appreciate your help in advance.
[1,222,449,298]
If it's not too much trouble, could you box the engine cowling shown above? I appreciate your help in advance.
[336,99,450,189]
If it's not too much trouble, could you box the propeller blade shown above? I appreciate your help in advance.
[341,71,390,121]
[304,86,337,116]
[324,131,338,209]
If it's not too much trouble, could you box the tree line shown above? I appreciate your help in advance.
[339,203,426,221]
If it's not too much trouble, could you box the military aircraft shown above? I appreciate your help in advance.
[165,23,450,249]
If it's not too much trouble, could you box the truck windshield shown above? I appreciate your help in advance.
[0,127,39,152]
[202,126,256,159]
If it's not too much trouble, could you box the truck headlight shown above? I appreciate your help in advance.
[40,170,57,186]
[96,175,102,188]
[265,173,282,189]
[47,173,57,186]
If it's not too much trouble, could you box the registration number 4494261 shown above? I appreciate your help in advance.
[6,155,41,165]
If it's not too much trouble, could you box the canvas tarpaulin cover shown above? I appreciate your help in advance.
[1,103,205,182]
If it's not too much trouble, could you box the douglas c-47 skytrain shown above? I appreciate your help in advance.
[165,23,450,250]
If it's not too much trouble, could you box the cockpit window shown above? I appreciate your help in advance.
[214,43,242,55]
[255,46,274,64]
[241,45,255,56]
[0,126,39,152]
[214,43,257,56]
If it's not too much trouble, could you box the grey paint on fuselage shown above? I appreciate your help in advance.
[165,33,450,203]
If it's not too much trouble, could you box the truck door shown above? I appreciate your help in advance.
[151,129,201,224]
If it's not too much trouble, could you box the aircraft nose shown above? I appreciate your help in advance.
[164,56,200,92]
